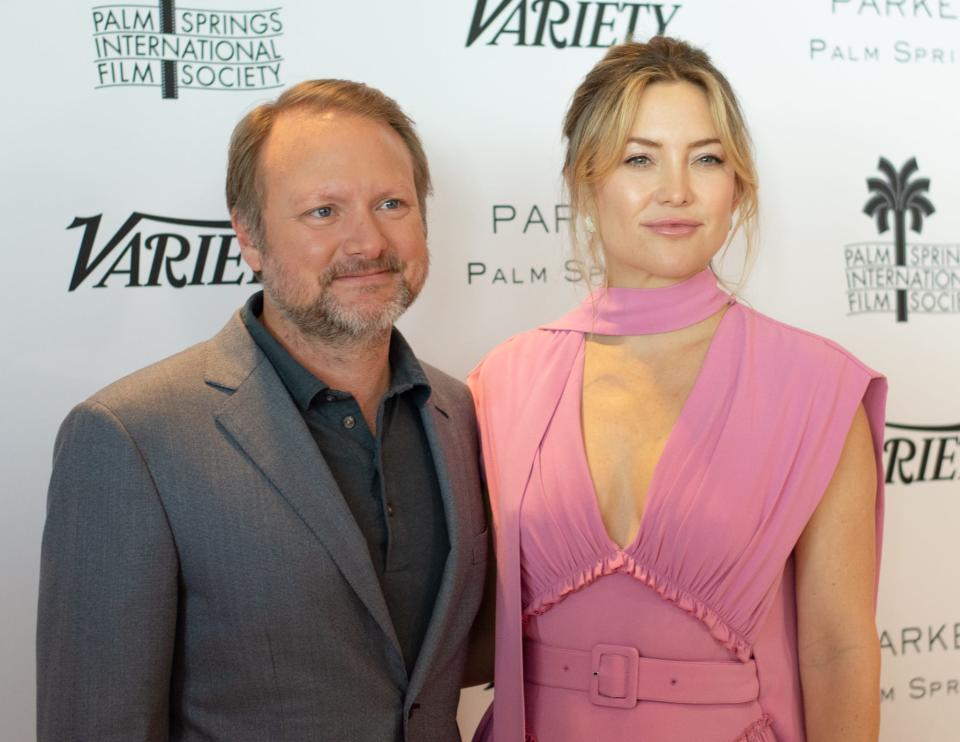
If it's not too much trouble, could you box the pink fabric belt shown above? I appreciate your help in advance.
[524,640,760,708]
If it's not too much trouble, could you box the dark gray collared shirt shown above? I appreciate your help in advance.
[241,293,449,675]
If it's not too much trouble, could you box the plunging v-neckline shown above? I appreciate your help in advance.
[576,304,733,553]
[577,312,729,553]
[545,270,735,552]
[541,270,736,552]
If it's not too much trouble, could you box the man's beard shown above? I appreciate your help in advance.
[261,251,427,346]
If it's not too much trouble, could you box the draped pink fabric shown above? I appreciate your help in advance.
[468,271,886,742]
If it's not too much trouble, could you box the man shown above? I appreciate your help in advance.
[37,80,487,741]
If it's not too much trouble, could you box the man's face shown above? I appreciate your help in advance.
[237,110,428,344]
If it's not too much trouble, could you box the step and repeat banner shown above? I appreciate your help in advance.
[2,1,958,739]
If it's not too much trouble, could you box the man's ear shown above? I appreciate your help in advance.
[232,210,263,274]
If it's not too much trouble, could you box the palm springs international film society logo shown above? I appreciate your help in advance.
[92,1,284,98]
[844,156,960,322]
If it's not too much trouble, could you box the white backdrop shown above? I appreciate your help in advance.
[3,1,959,739]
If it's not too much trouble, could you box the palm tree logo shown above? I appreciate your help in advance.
[160,0,178,99]
[863,157,935,322]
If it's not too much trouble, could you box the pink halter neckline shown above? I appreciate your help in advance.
[544,269,734,335]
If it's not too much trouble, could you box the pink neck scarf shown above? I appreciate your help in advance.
[545,269,734,336]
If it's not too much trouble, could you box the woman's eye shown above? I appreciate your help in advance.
[697,154,724,165]
[625,154,651,166]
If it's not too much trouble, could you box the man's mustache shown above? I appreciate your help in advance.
[320,254,405,286]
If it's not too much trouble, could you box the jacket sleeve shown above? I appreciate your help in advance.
[37,399,179,742]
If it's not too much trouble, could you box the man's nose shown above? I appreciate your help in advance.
[342,210,388,258]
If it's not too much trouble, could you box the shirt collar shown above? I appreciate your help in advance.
[240,291,431,411]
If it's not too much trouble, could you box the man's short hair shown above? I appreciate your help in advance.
[226,79,432,244]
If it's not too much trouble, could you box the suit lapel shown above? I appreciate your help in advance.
[405,387,470,703]
[205,314,402,656]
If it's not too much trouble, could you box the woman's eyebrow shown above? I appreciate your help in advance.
[625,137,722,148]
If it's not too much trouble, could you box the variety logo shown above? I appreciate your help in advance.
[465,1,680,48]
[92,1,284,97]
[67,213,257,290]
[844,157,960,321]
[884,422,959,485]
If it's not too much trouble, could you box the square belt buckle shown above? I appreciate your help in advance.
[588,643,640,709]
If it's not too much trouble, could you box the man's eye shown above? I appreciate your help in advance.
[309,206,333,218]
[381,199,401,210]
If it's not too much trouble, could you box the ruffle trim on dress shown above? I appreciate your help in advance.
[522,550,753,662]
[734,714,776,742]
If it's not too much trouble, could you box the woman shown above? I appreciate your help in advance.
[469,38,886,741]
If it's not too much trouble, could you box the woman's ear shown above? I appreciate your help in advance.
[731,178,744,214]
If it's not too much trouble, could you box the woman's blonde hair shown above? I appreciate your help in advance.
[562,37,758,286]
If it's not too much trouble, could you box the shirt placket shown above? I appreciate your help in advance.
[378,394,407,573]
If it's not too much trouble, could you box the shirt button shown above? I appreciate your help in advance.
[342,415,356,429]
[386,502,396,517]
[325,394,335,403]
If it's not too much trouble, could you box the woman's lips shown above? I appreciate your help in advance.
[643,219,702,236]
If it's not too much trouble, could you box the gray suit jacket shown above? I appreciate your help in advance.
[37,311,487,742]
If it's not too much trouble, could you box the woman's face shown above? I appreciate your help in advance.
[592,81,739,289]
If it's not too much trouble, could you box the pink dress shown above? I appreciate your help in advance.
[468,271,886,742]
